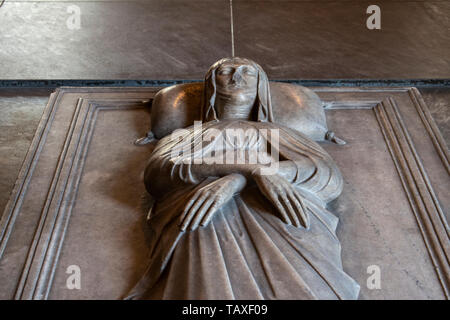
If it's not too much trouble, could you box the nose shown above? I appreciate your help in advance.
[231,69,245,85]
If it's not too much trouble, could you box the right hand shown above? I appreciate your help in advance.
[253,172,310,229]
[179,174,246,231]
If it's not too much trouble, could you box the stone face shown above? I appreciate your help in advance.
[0,86,448,299]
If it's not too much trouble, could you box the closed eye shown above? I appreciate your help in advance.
[218,67,233,75]
[242,67,257,76]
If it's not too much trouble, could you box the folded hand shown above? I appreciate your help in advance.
[253,172,309,229]
[179,174,245,231]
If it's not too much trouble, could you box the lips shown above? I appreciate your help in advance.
[220,83,252,91]
[217,87,255,97]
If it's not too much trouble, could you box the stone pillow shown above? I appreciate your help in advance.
[144,82,344,144]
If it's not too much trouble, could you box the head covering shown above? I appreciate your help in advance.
[201,57,274,123]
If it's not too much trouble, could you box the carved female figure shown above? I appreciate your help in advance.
[126,58,360,299]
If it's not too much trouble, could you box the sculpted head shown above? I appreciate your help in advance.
[202,57,273,122]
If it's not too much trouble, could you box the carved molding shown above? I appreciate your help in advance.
[321,90,449,297]
[408,88,450,175]
[0,92,59,258]
[322,90,450,297]
[0,88,157,299]
[374,97,450,298]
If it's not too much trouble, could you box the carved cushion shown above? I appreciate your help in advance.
[150,82,330,141]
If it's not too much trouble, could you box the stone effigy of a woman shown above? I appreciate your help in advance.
[126,57,360,300]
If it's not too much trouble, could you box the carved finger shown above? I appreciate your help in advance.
[287,192,308,228]
[200,199,222,227]
[279,193,301,227]
[270,193,291,225]
[180,192,209,231]
[180,190,202,223]
[189,197,214,231]
[255,179,291,225]
[292,191,310,229]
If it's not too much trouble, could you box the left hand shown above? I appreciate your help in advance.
[253,172,310,229]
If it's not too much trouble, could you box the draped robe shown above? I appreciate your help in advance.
[126,119,360,300]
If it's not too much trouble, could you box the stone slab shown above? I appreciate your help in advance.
[0,86,448,299]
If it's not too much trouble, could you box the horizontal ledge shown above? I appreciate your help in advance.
[0,79,449,88]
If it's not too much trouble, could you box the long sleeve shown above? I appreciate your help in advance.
[144,130,202,198]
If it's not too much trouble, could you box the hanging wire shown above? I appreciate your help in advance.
[229,0,235,57]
